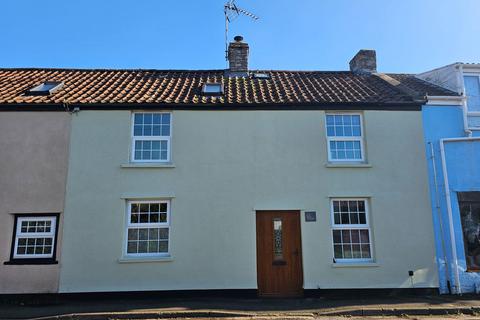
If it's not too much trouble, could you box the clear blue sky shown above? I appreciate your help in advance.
[0,0,478,73]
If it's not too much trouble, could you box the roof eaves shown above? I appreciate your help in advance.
[0,101,423,112]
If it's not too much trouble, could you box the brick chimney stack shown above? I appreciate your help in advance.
[228,35,249,73]
[349,50,377,73]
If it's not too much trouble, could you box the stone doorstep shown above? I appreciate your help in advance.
[25,307,480,320]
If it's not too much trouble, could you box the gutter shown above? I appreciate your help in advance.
[439,136,480,294]
[425,95,464,106]
[0,101,424,112]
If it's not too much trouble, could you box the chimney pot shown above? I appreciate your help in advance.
[349,50,377,73]
[228,35,249,74]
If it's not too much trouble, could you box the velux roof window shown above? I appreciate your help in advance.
[252,72,271,79]
[26,81,64,96]
[202,83,223,96]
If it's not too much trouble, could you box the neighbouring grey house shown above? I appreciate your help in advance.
[0,38,457,296]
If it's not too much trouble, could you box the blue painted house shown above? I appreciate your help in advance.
[418,63,480,294]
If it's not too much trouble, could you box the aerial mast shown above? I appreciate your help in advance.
[224,0,259,62]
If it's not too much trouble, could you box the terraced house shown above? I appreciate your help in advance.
[0,38,456,296]
[415,63,480,294]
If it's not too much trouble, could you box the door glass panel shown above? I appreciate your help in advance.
[273,218,283,260]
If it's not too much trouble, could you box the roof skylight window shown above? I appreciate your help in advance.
[252,73,271,79]
[202,83,223,95]
[26,81,64,96]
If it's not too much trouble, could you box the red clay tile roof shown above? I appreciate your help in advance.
[0,68,458,110]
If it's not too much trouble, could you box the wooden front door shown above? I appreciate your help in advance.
[256,210,303,297]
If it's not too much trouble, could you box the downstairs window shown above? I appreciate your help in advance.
[6,214,59,264]
[458,192,480,271]
[331,199,373,263]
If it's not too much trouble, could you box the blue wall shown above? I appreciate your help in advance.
[423,105,480,293]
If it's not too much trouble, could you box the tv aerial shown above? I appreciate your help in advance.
[224,0,259,60]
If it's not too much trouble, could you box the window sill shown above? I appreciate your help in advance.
[4,259,58,265]
[118,256,173,263]
[331,262,379,268]
[120,163,176,169]
[325,163,372,168]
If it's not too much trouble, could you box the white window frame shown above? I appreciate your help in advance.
[325,113,365,162]
[463,73,480,130]
[13,216,57,259]
[131,112,172,163]
[125,200,171,257]
[330,198,373,263]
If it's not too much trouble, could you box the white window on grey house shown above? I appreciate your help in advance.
[326,114,364,162]
[331,199,372,263]
[132,113,171,162]
[126,200,170,256]
[12,216,58,260]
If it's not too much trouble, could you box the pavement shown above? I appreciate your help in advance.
[1,293,480,320]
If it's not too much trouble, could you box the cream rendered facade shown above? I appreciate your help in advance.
[0,112,70,294]
[59,109,438,293]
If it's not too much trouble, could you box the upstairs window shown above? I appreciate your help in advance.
[202,83,223,95]
[326,114,364,162]
[26,81,63,96]
[464,76,480,112]
[132,113,171,162]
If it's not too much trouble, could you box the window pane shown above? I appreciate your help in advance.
[138,241,148,253]
[333,200,367,225]
[159,241,169,252]
[465,76,480,112]
[333,230,341,244]
[326,114,362,137]
[134,113,143,125]
[273,218,283,260]
[127,241,137,253]
[334,245,343,259]
[343,244,352,258]
[138,228,148,240]
[15,236,54,257]
[144,114,152,124]
[161,125,170,136]
[360,229,370,243]
[133,113,171,137]
[332,229,371,260]
[162,114,171,125]
[148,240,159,252]
[152,125,161,136]
[128,229,138,240]
[352,244,362,258]
[351,229,360,243]
[159,228,169,239]
[329,139,362,161]
[132,139,169,161]
[153,114,161,124]
[361,244,371,258]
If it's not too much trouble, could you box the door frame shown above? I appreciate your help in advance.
[255,210,304,297]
